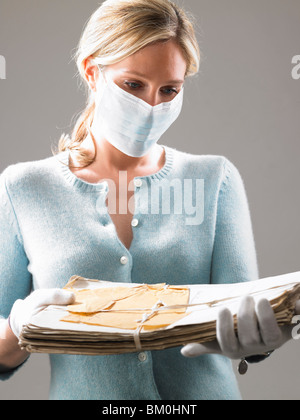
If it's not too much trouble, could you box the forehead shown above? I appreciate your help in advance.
[109,40,187,82]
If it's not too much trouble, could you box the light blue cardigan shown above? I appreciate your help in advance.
[0,145,258,400]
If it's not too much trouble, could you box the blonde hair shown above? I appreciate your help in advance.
[57,0,201,168]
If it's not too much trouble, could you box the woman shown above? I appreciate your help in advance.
[0,0,297,400]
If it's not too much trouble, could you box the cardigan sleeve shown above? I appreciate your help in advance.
[210,158,259,285]
[0,169,32,380]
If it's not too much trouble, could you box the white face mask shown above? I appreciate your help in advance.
[92,67,184,158]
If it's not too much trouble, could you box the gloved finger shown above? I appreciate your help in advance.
[28,289,75,308]
[217,307,240,358]
[237,295,261,348]
[48,289,75,306]
[181,340,221,358]
[255,298,282,349]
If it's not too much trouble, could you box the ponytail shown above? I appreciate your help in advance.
[57,100,97,168]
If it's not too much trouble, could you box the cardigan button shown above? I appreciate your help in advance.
[131,218,139,227]
[134,179,143,188]
[120,256,128,265]
[138,352,147,362]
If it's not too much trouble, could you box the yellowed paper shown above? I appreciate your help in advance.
[61,310,188,330]
[61,282,190,331]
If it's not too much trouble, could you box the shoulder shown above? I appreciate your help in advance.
[1,154,61,194]
[167,145,240,179]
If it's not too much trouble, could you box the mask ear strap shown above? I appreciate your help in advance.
[93,60,106,81]
[91,60,108,104]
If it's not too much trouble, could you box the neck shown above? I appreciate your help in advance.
[75,130,163,175]
[95,137,151,172]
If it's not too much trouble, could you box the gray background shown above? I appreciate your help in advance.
[0,0,299,400]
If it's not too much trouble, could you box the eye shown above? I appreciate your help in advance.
[124,81,142,90]
[161,87,179,96]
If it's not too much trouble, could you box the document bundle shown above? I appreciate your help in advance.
[19,272,300,355]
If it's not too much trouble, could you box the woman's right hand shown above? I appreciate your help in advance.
[9,289,75,339]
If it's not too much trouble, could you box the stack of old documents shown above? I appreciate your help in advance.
[19,272,300,356]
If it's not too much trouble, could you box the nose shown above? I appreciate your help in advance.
[143,89,161,107]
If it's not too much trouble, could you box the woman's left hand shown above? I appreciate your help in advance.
[181,296,298,360]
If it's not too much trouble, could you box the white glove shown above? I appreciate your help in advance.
[181,296,296,360]
[9,289,75,339]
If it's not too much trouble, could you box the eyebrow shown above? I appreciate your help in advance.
[122,70,184,84]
